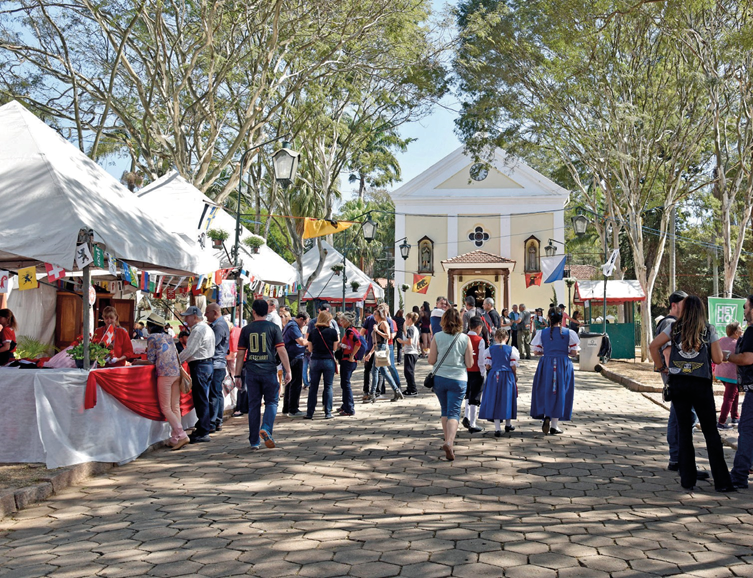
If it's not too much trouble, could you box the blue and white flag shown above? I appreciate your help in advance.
[540,256,567,283]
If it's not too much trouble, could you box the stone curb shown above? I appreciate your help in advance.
[596,364,739,450]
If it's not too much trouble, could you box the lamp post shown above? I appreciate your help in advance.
[341,212,377,314]
[572,210,614,334]
[234,137,299,324]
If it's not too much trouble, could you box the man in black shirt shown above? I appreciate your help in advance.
[727,295,753,488]
[234,299,291,450]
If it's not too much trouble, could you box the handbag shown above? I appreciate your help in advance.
[176,354,192,394]
[424,333,462,389]
[317,328,339,375]
[662,382,671,402]
[375,348,390,367]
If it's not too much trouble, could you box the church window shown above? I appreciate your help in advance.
[468,226,490,248]
[417,236,434,274]
[524,236,540,272]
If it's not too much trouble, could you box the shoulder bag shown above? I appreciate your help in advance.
[424,333,462,389]
[374,322,391,367]
[317,328,339,375]
[177,356,192,394]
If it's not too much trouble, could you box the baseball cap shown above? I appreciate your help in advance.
[180,306,203,317]
[668,290,688,306]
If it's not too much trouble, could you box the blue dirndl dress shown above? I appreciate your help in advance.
[530,327,575,420]
[478,344,517,421]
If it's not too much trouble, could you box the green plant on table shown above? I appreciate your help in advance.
[15,336,55,360]
[66,335,112,367]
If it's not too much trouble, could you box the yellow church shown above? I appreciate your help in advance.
[391,147,569,312]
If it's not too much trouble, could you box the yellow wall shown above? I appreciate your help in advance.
[458,216,501,256]
[509,213,556,309]
[403,215,447,311]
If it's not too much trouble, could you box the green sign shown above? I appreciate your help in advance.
[708,297,746,336]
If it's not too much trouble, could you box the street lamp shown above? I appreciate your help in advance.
[544,238,565,257]
[398,237,411,261]
[233,136,299,324]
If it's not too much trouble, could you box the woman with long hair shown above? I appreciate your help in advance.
[650,296,733,492]
[94,306,134,366]
[364,309,402,402]
[306,311,340,419]
[529,308,580,435]
[0,308,17,366]
[428,307,473,461]
[419,301,432,357]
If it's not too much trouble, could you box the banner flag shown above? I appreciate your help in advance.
[412,274,431,294]
[525,272,542,287]
[45,263,66,282]
[540,256,567,283]
[18,266,38,290]
[92,245,105,268]
[107,253,118,276]
[0,270,9,294]
[302,218,355,240]
[122,263,131,283]
[75,244,93,269]
[100,324,115,347]
[602,248,620,277]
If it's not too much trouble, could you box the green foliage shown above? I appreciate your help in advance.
[66,338,112,367]
[15,336,55,360]
[242,236,265,250]
[207,229,230,242]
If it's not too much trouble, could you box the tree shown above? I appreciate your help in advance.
[454,0,714,359]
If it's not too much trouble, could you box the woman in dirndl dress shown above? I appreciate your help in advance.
[529,308,580,435]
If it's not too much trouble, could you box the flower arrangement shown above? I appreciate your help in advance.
[67,335,112,368]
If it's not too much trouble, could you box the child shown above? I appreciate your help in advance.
[462,316,487,434]
[398,312,420,395]
[479,327,519,436]
[716,321,743,429]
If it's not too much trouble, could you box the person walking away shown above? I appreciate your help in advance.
[282,311,309,417]
[178,306,216,443]
[306,311,340,419]
[479,328,519,436]
[363,310,402,402]
[361,309,378,399]
[399,312,420,395]
[394,310,405,364]
[508,304,521,350]
[652,291,702,475]
[724,295,753,488]
[462,316,487,434]
[716,321,742,429]
[132,313,189,450]
[649,296,733,492]
[234,299,291,449]
[382,305,403,392]
[336,312,360,416]
[205,303,229,432]
[419,302,432,356]
[530,308,580,435]
[518,304,532,360]
[428,308,473,461]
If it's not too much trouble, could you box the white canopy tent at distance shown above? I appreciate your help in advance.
[0,100,201,362]
[137,170,297,286]
[300,240,384,307]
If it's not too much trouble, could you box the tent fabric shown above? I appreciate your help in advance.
[137,171,298,285]
[7,276,57,346]
[0,101,198,274]
[300,240,384,303]
[574,280,646,304]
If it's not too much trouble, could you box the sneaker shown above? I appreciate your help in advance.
[288,411,305,417]
[189,434,211,444]
[732,418,740,425]
[505,425,516,433]
[667,462,679,471]
[369,394,377,403]
[250,444,260,451]
[542,417,551,434]
[259,429,275,449]
[718,422,733,430]
[404,391,418,396]
[462,417,471,430]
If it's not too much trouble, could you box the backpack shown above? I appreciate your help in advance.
[668,323,713,382]
[351,328,368,361]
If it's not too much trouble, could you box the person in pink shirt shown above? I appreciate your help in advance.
[716,321,743,429]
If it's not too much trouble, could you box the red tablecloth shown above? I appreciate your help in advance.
[84,365,194,421]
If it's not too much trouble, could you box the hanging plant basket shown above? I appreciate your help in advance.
[331,264,345,276]
[211,238,223,249]
[401,284,410,293]
[207,228,230,243]
[350,281,361,292]
[242,236,265,254]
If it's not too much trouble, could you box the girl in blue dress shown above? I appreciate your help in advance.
[479,328,520,436]
[530,308,580,435]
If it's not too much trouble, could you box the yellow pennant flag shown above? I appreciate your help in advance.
[18,266,38,291]
[302,218,355,240]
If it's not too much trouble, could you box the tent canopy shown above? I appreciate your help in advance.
[300,240,384,303]
[574,280,646,304]
[137,171,298,285]
[0,101,198,274]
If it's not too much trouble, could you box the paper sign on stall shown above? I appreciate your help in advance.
[0,270,9,294]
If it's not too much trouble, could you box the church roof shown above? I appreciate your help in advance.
[442,250,516,266]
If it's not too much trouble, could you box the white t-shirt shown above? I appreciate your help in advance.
[404,325,420,355]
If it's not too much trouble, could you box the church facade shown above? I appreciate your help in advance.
[391,147,569,313]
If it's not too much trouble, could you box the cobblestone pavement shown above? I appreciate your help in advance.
[2,359,753,578]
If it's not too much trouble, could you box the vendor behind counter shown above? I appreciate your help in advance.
[93,306,134,367]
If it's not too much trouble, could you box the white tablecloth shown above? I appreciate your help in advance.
[0,368,199,469]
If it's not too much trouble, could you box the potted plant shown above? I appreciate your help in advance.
[67,335,112,369]
[331,264,345,276]
[243,236,265,254]
[207,229,229,249]
[350,280,361,292]
[401,283,410,293]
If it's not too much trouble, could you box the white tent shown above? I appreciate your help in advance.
[0,101,198,274]
[301,240,384,304]
[574,280,646,303]
[137,171,298,285]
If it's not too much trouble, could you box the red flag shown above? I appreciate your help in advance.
[412,274,431,294]
[165,287,176,300]
[100,324,115,347]
[214,269,230,284]
[525,272,542,288]
[45,263,66,282]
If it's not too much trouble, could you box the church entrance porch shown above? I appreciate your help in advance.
[441,250,515,311]
[462,280,496,308]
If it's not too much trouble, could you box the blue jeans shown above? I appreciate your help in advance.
[245,370,279,447]
[303,354,310,387]
[209,367,226,429]
[388,344,402,387]
[732,390,753,487]
[189,359,214,436]
[370,345,398,395]
[339,360,357,414]
[667,402,698,463]
[307,358,336,417]
[433,375,467,420]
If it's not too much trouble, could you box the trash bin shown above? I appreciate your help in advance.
[579,332,604,372]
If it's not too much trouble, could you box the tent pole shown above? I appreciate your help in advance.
[83,264,91,369]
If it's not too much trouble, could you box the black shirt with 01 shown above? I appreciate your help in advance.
[238,320,284,374]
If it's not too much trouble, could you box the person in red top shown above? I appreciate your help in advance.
[462,316,487,435]
[0,308,17,366]
[93,306,134,367]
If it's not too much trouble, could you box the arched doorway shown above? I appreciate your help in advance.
[462,280,496,308]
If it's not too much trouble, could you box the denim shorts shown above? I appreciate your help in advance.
[433,375,467,420]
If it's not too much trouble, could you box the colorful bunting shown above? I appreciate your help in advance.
[45,263,66,282]
[92,245,105,268]
[18,266,38,291]
[75,243,93,269]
